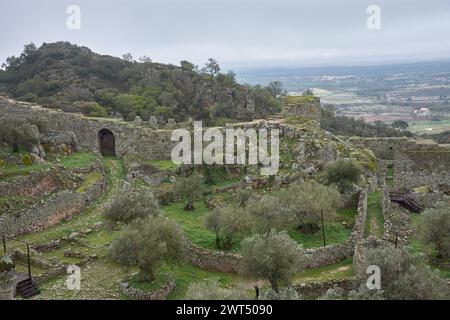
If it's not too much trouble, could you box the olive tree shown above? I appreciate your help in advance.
[104,187,161,224]
[324,159,362,194]
[205,205,250,249]
[241,230,304,293]
[276,181,342,232]
[0,115,42,152]
[246,195,296,234]
[419,201,450,259]
[354,245,449,300]
[109,215,184,282]
[173,173,204,211]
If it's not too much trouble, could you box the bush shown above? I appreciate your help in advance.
[241,230,304,293]
[355,245,449,300]
[173,173,204,211]
[104,187,161,224]
[77,101,107,117]
[109,215,184,282]
[324,159,362,193]
[419,201,450,259]
[276,181,342,230]
[205,205,251,249]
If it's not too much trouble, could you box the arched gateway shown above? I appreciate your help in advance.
[98,129,116,156]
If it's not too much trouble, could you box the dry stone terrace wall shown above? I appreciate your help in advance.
[183,188,369,274]
[351,137,450,190]
[0,172,106,237]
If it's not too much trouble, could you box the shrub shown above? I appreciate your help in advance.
[419,201,450,259]
[324,159,362,193]
[205,205,251,249]
[173,173,204,211]
[241,230,304,293]
[104,187,161,224]
[109,215,184,282]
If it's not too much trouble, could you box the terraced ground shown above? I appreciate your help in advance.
[5,155,357,299]
[364,191,384,238]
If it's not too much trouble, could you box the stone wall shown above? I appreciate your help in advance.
[293,278,353,298]
[182,187,369,274]
[0,97,175,161]
[0,173,106,237]
[393,160,450,190]
[119,280,176,300]
[282,96,321,121]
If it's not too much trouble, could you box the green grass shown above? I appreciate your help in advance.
[59,152,97,169]
[76,172,102,193]
[336,207,357,219]
[163,201,230,251]
[386,165,394,187]
[147,160,180,171]
[293,258,353,283]
[0,152,97,181]
[288,222,352,249]
[162,262,247,300]
[365,191,384,238]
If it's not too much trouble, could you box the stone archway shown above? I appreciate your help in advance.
[98,129,116,156]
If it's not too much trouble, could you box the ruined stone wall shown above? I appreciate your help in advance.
[0,174,106,237]
[119,280,176,300]
[0,97,175,160]
[393,160,450,190]
[282,96,321,121]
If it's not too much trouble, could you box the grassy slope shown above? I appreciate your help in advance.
[365,191,384,238]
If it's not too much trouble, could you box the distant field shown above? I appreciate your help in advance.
[408,119,450,134]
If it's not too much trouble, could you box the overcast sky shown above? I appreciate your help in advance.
[1,0,450,70]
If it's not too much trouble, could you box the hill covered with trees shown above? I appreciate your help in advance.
[0,42,281,124]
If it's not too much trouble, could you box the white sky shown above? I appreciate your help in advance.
[1,0,450,70]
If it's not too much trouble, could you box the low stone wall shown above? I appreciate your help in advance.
[299,242,354,270]
[183,241,242,273]
[293,278,353,298]
[349,189,368,243]
[0,175,105,237]
[182,187,369,274]
[119,280,176,300]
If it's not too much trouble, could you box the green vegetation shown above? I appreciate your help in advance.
[386,164,394,187]
[76,172,102,193]
[320,105,413,138]
[0,151,96,181]
[288,222,351,249]
[293,258,353,283]
[163,201,225,251]
[241,230,304,293]
[147,160,180,171]
[365,191,384,238]
[0,42,281,124]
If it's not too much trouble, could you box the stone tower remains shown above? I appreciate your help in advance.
[282,95,321,122]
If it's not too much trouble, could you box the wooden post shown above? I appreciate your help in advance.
[2,236,6,253]
[321,209,326,247]
[26,242,32,279]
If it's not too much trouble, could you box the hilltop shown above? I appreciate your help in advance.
[0,42,280,124]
